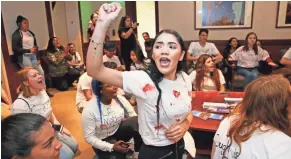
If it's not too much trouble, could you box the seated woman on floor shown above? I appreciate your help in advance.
[82,78,142,159]
[46,37,79,91]
[212,75,291,159]
[2,113,63,159]
[189,54,226,92]
[11,67,79,159]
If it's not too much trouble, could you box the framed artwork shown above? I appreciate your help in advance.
[194,1,254,29]
[276,1,291,28]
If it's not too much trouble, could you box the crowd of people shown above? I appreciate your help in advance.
[2,2,291,159]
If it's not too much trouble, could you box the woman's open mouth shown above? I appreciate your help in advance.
[160,57,171,67]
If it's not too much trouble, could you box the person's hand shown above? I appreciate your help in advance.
[132,22,137,29]
[113,140,129,153]
[98,3,122,27]
[62,127,71,136]
[30,47,37,53]
[268,62,278,67]
[165,121,189,143]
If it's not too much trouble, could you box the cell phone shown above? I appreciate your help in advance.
[120,142,130,148]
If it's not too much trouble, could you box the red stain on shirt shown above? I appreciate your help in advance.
[154,124,164,131]
[142,84,155,92]
[173,90,181,98]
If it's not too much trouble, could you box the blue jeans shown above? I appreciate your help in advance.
[60,143,75,159]
[56,132,79,153]
[21,54,46,86]
[236,67,259,86]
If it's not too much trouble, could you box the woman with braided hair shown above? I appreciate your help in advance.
[86,3,193,159]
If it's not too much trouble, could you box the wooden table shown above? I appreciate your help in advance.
[190,91,244,155]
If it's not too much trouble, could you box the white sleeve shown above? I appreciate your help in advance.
[258,47,270,61]
[187,42,194,55]
[214,117,230,143]
[283,48,291,59]
[76,52,82,62]
[115,56,121,67]
[80,76,92,90]
[11,98,30,115]
[130,65,136,71]
[117,94,137,117]
[211,43,219,55]
[230,46,243,61]
[122,71,156,100]
[188,71,197,85]
[82,106,114,152]
[218,70,226,85]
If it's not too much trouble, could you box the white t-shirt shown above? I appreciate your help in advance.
[76,72,93,105]
[71,52,82,63]
[22,31,34,52]
[187,42,219,64]
[189,69,225,91]
[283,47,291,59]
[122,71,192,146]
[11,90,52,119]
[103,55,121,67]
[213,116,291,159]
[82,94,137,152]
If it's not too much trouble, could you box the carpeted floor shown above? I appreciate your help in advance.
[48,86,95,159]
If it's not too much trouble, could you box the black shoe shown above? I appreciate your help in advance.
[46,91,54,97]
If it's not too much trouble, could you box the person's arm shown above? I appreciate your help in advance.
[86,3,123,88]
[218,70,226,93]
[165,112,193,143]
[219,85,226,93]
[187,51,199,61]
[82,108,114,152]
[1,87,11,106]
[211,44,223,62]
[120,28,134,39]
[259,48,278,67]
[83,89,93,101]
[228,47,241,61]
[280,48,291,66]
[49,112,61,125]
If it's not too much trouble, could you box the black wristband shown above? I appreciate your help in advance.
[52,124,64,132]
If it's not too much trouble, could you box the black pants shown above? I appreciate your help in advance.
[93,116,142,159]
[138,139,185,159]
[223,66,232,89]
[121,51,132,71]
[51,72,79,91]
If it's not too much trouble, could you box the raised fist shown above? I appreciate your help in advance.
[98,2,122,27]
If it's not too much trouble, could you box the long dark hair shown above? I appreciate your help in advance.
[46,37,64,53]
[118,16,131,31]
[144,29,186,130]
[131,47,147,69]
[2,113,47,159]
[195,54,221,91]
[223,37,240,57]
[243,32,258,55]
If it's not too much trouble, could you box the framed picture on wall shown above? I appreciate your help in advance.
[194,1,254,29]
[276,1,291,28]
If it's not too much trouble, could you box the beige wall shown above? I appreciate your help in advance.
[52,2,69,45]
[136,1,156,57]
[2,1,49,54]
[158,1,291,40]
[64,2,83,60]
